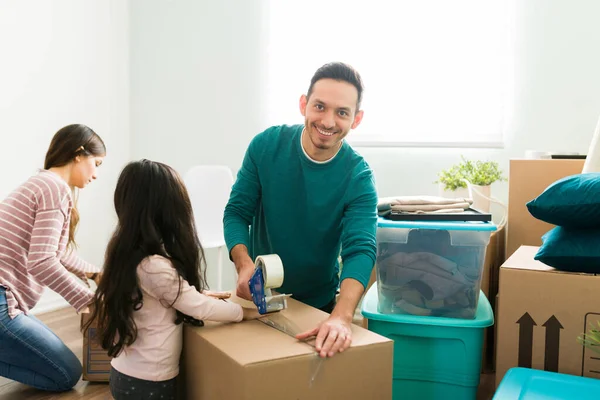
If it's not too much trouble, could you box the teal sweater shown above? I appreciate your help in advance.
[224,124,377,309]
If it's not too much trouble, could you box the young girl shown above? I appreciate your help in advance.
[86,159,259,400]
[0,124,106,391]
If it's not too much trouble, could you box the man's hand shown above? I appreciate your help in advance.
[235,266,254,300]
[295,278,366,357]
[231,244,256,301]
[296,315,353,358]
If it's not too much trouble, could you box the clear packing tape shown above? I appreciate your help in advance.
[254,254,324,388]
[254,255,290,313]
[258,313,325,388]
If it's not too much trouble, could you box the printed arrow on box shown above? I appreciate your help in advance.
[517,312,536,368]
[543,315,564,372]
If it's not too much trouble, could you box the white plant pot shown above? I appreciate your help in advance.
[469,184,491,213]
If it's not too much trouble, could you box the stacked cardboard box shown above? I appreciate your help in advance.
[495,246,600,385]
[496,158,600,385]
[506,159,585,258]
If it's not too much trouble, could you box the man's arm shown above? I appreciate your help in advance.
[230,244,256,299]
[296,167,378,357]
[223,135,263,299]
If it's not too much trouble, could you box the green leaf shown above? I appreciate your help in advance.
[577,321,600,354]
[435,155,506,191]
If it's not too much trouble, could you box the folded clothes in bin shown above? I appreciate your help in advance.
[377,250,480,318]
[377,195,473,216]
[379,252,478,301]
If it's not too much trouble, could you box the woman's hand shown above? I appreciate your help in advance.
[85,272,101,285]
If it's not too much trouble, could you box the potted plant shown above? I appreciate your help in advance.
[436,156,506,211]
[578,321,600,354]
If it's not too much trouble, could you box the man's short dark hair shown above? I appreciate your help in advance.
[307,62,364,110]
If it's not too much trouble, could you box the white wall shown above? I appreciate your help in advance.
[129,0,270,290]
[364,0,600,202]
[0,1,130,314]
[4,1,599,308]
[129,0,600,291]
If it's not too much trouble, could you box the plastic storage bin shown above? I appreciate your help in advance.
[493,367,600,400]
[361,285,494,400]
[376,217,496,318]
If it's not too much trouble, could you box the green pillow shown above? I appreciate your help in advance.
[534,226,600,273]
[526,173,600,228]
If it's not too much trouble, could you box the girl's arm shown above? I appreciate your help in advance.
[138,256,244,323]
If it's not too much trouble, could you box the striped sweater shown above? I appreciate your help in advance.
[0,169,99,318]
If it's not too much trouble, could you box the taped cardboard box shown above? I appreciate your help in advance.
[506,159,585,258]
[495,245,600,387]
[81,308,111,382]
[182,295,393,400]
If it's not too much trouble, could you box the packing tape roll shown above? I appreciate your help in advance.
[255,254,284,289]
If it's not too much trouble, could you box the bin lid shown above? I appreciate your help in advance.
[377,216,496,232]
[361,285,494,328]
[493,367,600,400]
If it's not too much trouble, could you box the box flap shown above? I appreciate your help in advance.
[501,245,597,276]
[185,295,391,366]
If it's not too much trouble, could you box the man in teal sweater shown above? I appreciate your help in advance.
[223,62,377,358]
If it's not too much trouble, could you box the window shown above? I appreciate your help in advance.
[265,0,512,147]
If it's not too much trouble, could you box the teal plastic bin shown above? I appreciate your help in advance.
[493,367,600,399]
[376,217,496,319]
[361,284,494,400]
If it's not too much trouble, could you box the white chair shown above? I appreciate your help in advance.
[184,165,234,291]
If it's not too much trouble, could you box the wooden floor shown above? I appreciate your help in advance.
[0,308,496,399]
[0,308,111,400]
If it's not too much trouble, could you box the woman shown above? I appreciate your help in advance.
[0,124,106,391]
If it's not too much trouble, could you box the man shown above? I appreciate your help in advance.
[223,62,377,358]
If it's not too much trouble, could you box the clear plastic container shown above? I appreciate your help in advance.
[376,217,496,319]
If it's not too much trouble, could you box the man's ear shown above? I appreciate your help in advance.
[299,94,308,117]
[74,155,81,163]
[351,110,364,129]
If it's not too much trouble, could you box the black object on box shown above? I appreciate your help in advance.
[384,208,492,222]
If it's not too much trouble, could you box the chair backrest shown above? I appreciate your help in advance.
[183,165,234,248]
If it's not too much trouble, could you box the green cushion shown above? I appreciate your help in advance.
[535,226,600,273]
[527,173,600,228]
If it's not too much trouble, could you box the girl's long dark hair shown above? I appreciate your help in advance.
[83,159,208,357]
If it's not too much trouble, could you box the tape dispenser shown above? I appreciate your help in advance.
[248,254,291,315]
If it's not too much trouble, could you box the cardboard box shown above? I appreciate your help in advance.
[182,295,393,400]
[495,245,600,387]
[81,310,111,382]
[506,159,585,258]
[480,224,506,372]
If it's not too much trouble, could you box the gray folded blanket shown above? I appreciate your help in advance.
[377,195,473,215]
